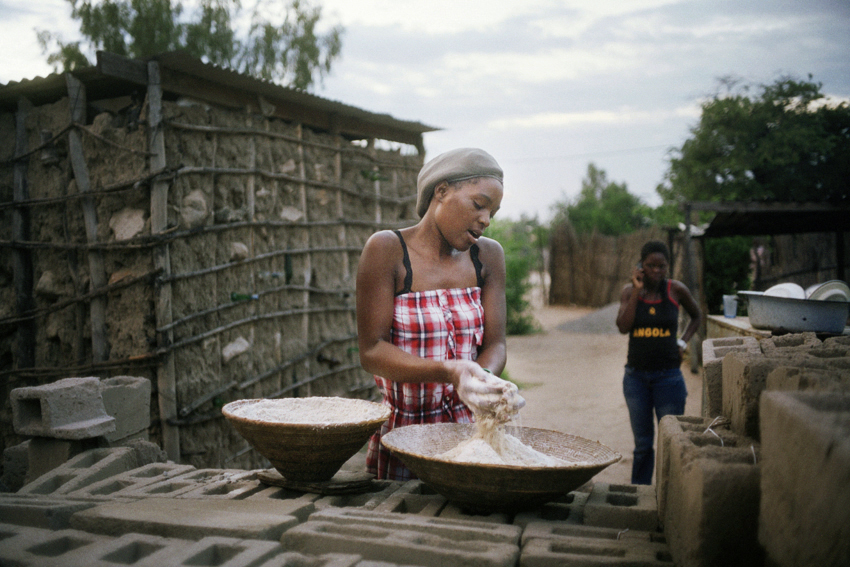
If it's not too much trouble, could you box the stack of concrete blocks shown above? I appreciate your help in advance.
[759,390,850,567]
[700,336,760,418]
[3,376,157,491]
[0,445,677,566]
[659,332,850,567]
[655,415,761,567]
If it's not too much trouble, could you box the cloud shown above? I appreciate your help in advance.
[488,104,701,130]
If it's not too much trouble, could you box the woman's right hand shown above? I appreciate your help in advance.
[631,265,645,290]
[448,360,525,417]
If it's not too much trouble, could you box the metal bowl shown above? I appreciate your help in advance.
[738,291,849,334]
[222,397,390,482]
[381,423,620,512]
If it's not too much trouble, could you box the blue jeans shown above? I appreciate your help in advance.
[623,366,687,485]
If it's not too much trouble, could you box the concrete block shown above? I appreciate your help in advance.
[1,441,29,492]
[372,479,447,517]
[19,447,138,496]
[0,494,97,529]
[759,332,821,355]
[308,507,521,545]
[11,377,115,439]
[759,391,850,567]
[512,491,588,528]
[99,376,151,442]
[70,497,311,540]
[47,532,179,567]
[701,337,760,418]
[133,536,281,567]
[281,517,519,567]
[259,552,362,566]
[723,352,783,439]
[661,417,762,567]
[120,468,258,498]
[766,365,850,393]
[0,524,107,566]
[519,523,672,566]
[310,480,402,511]
[724,347,850,439]
[62,461,197,499]
[583,482,658,532]
[655,415,711,524]
[25,436,99,484]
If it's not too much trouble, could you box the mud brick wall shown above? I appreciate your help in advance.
[0,80,423,470]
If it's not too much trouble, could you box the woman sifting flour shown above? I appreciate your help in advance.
[356,148,525,481]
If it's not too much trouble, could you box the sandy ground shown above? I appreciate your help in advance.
[507,301,702,485]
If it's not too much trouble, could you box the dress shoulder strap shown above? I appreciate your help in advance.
[470,244,484,288]
[393,230,413,296]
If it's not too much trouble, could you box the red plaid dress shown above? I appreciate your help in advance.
[366,287,484,480]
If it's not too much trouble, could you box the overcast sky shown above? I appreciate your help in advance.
[1,0,848,220]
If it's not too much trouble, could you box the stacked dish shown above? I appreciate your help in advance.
[806,280,850,302]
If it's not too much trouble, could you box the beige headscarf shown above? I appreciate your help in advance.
[415,148,503,218]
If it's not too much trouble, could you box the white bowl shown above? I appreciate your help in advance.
[764,283,806,299]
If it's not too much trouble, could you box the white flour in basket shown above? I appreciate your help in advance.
[438,384,570,467]
[230,397,385,425]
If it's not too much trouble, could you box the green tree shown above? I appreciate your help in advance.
[551,163,651,235]
[657,75,850,209]
[655,75,850,315]
[487,216,545,336]
[37,0,343,90]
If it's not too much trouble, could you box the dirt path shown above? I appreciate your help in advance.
[506,303,703,485]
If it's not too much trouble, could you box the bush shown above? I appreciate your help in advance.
[487,218,543,335]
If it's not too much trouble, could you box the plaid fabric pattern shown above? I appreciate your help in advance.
[367,287,484,481]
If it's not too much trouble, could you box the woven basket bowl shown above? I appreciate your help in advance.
[382,423,621,512]
[222,397,391,482]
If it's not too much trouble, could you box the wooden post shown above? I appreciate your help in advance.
[12,97,35,369]
[148,62,180,462]
[66,74,108,363]
[297,124,312,396]
[684,204,701,372]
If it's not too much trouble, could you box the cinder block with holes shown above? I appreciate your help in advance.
[62,461,197,500]
[371,479,447,517]
[309,480,402,511]
[308,507,522,545]
[519,523,673,566]
[11,377,115,439]
[281,518,519,567]
[759,391,850,567]
[657,415,763,567]
[512,491,588,528]
[48,532,179,567]
[582,482,658,532]
[134,536,281,567]
[115,468,258,499]
[69,497,311,540]
[0,524,107,566]
[18,447,138,496]
[701,336,760,418]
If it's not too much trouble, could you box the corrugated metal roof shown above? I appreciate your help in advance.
[688,201,850,237]
[0,50,438,146]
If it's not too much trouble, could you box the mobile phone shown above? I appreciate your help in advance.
[636,261,643,269]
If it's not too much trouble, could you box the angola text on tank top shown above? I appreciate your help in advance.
[626,279,681,371]
[365,230,485,481]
